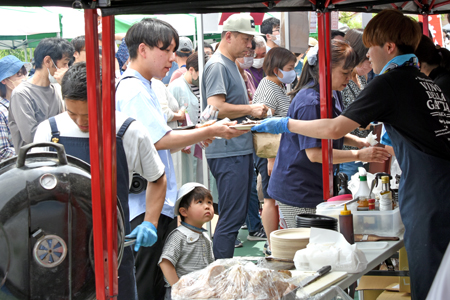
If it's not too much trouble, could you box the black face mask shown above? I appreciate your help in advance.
[191,74,199,87]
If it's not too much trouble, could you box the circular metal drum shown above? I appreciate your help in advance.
[0,143,125,300]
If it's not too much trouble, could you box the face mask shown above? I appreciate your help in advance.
[191,74,200,87]
[48,68,58,84]
[48,59,59,84]
[7,78,22,90]
[238,57,254,70]
[252,58,264,69]
[276,69,297,84]
[271,34,281,47]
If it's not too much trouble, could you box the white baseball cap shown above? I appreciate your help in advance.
[223,14,263,36]
[174,182,208,216]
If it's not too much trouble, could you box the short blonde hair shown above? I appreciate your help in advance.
[363,9,421,54]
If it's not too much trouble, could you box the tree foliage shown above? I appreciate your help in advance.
[0,49,34,62]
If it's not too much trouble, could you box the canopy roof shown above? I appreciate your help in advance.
[4,0,450,15]
[0,7,61,49]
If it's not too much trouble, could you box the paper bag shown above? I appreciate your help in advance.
[253,132,281,158]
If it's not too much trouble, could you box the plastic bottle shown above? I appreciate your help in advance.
[368,199,376,211]
[379,176,393,211]
[353,167,372,200]
[337,172,352,196]
[339,204,354,244]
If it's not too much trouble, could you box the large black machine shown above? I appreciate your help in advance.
[0,143,126,299]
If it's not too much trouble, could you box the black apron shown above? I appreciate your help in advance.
[49,116,137,300]
[386,124,450,300]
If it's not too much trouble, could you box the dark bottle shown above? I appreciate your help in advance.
[339,204,354,244]
[337,172,352,196]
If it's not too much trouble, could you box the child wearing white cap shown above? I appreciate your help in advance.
[158,182,215,300]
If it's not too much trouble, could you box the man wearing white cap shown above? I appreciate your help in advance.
[201,14,269,259]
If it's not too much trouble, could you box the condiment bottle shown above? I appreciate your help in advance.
[337,172,352,196]
[339,204,354,244]
[354,167,373,200]
[357,198,369,211]
[368,199,376,211]
[379,176,393,211]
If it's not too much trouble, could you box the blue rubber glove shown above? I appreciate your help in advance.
[125,221,157,252]
[252,117,291,134]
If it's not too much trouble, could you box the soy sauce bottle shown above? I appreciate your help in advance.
[339,204,354,244]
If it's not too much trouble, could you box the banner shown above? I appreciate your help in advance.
[419,15,444,46]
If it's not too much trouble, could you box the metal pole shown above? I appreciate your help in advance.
[284,12,292,93]
[317,11,333,200]
[23,45,27,62]
[101,14,119,299]
[197,13,211,234]
[84,8,108,300]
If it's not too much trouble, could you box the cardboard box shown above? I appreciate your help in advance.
[356,276,400,300]
[377,290,411,299]
[399,247,411,293]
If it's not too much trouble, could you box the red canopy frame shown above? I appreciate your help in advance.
[83,4,431,297]
[84,9,119,299]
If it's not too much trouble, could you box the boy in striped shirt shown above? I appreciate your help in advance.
[158,183,215,299]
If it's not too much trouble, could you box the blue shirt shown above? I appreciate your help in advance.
[116,68,177,219]
[268,87,344,208]
[380,125,393,147]
[0,97,15,161]
[162,61,179,85]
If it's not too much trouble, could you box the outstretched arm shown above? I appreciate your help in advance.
[287,115,360,140]
[252,115,360,140]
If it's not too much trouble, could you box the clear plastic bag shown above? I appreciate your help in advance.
[171,259,310,300]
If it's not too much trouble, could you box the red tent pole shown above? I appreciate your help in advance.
[84,8,108,300]
[318,11,334,200]
[423,14,429,36]
[102,15,119,298]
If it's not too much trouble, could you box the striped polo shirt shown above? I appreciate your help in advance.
[159,224,214,286]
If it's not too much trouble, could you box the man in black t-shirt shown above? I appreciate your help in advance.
[253,10,450,300]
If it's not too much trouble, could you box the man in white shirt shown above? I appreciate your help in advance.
[33,62,167,300]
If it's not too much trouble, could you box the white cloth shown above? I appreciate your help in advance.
[151,78,180,129]
[168,76,203,186]
[32,111,165,188]
[427,242,450,299]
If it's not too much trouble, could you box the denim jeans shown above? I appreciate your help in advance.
[339,161,365,179]
[245,168,262,233]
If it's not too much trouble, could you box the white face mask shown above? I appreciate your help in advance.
[271,34,281,46]
[252,58,264,69]
[48,68,58,84]
[48,59,59,84]
[276,69,297,84]
[238,57,254,70]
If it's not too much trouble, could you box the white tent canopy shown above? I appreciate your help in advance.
[0,6,61,49]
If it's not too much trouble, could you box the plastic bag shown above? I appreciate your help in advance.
[171,258,308,300]
[293,228,368,274]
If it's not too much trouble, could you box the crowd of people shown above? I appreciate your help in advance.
[0,9,450,300]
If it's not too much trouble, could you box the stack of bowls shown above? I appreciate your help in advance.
[295,214,338,231]
[270,228,311,260]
